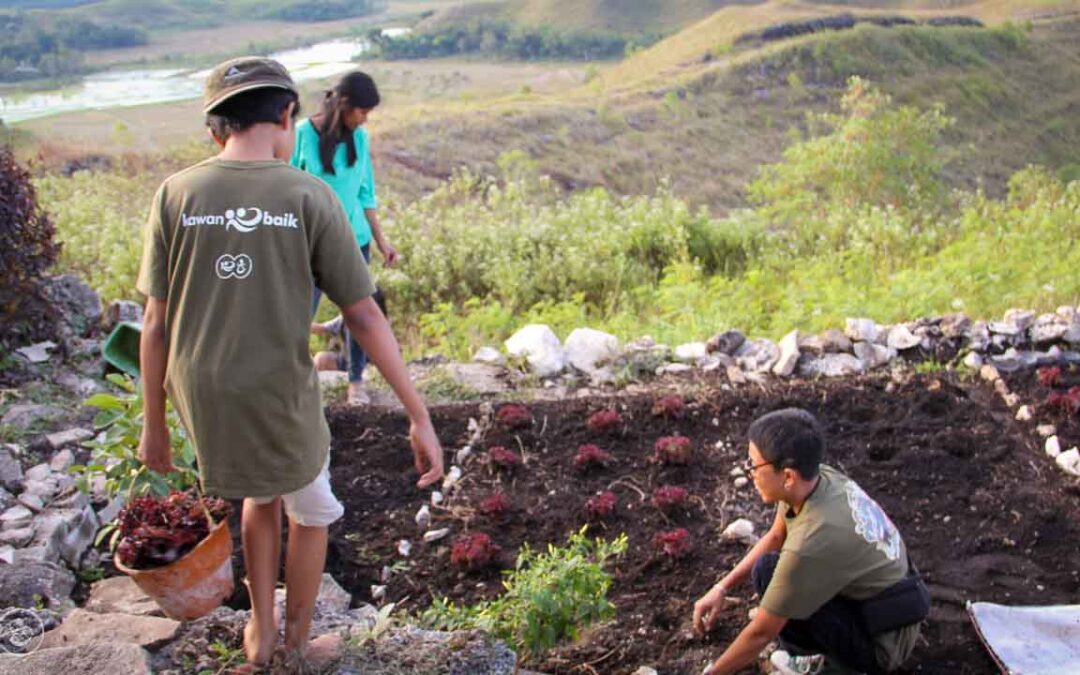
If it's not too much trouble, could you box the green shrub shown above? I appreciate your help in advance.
[420,528,627,657]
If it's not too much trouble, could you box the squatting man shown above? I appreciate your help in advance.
[692,409,929,675]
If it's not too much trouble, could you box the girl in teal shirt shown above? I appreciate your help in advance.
[291,71,398,405]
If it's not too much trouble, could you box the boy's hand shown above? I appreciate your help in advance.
[377,240,399,267]
[139,423,175,474]
[409,419,444,488]
[693,584,730,636]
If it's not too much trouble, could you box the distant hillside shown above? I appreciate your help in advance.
[373,0,1080,209]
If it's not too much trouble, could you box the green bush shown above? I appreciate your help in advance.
[421,528,627,657]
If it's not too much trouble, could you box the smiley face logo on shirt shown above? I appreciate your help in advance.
[215,254,253,280]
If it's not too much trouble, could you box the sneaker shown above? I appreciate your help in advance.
[769,650,825,675]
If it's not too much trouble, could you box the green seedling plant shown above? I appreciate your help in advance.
[421,527,628,658]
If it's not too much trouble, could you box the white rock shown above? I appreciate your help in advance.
[721,518,758,545]
[0,526,34,547]
[633,668,659,675]
[963,352,983,369]
[845,318,879,343]
[472,346,506,366]
[979,364,1001,383]
[1057,306,1078,321]
[423,528,451,543]
[415,505,431,530]
[397,540,412,557]
[1003,393,1021,408]
[887,324,922,351]
[455,446,472,465]
[15,341,57,363]
[853,342,895,370]
[772,331,801,377]
[564,328,620,374]
[504,324,567,378]
[46,429,94,452]
[49,449,75,473]
[0,545,13,564]
[25,464,52,482]
[1015,406,1033,422]
[1036,424,1057,438]
[18,493,44,512]
[1,504,34,529]
[1045,436,1061,458]
[442,465,462,490]
[734,477,749,488]
[656,363,693,376]
[674,342,708,362]
[430,491,444,506]
[1031,315,1068,343]
[798,353,864,378]
[1003,309,1036,332]
[371,585,386,602]
[728,466,744,477]
[988,321,1020,336]
[1055,448,1080,477]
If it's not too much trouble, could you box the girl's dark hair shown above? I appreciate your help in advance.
[748,408,824,480]
[205,88,300,142]
[317,71,380,176]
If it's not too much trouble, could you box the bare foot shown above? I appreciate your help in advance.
[284,633,343,670]
[242,614,278,667]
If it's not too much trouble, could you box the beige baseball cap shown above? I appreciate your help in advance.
[202,56,298,113]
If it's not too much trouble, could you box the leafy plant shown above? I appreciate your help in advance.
[653,435,693,465]
[479,493,513,519]
[72,374,199,502]
[421,528,628,656]
[450,532,501,572]
[0,146,59,349]
[495,404,533,430]
[488,446,522,470]
[584,491,617,519]
[1045,387,1080,417]
[653,528,692,558]
[585,409,622,434]
[651,394,685,419]
[651,485,688,512]
[573,444,612,472]
[1037,366,1062,388]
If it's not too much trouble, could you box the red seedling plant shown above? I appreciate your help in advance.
[651,485,688,512]
[496,404,533,430]
[1037,366,1062,388]
[115,491,232,570]
[653,528,692,558]
[450,532,501,572]
[585,491,617,519]
[479,493,512,519]
[586,409,622,434]
[654,435,693,465]
[1045,387,1080,417]
[651,394,685,419]
[488,446,522,470]
[573,444,612,471]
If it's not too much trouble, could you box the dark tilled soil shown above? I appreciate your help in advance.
[324,374,1080,675]
[1004,363,1080,452]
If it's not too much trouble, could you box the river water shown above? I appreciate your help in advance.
[0,31,405,124]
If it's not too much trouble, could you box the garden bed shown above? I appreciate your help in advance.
[324,373,1080,674]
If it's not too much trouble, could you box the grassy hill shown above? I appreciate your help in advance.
[371,0,1080,209]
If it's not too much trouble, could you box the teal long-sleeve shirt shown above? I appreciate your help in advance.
[290,118,378,247]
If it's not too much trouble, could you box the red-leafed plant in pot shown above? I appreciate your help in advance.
[113,490,234,620]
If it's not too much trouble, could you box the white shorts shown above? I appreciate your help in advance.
[248,454,344,527]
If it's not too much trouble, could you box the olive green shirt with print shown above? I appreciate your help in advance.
[760,465,920,671]
[137,158,374,499]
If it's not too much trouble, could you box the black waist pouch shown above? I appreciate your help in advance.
[858,570,931,635]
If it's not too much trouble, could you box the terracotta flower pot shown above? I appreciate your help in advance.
[114,519,234,621]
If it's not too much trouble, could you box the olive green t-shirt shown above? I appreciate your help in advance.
[136,157,374,498]
[760,465,920,671]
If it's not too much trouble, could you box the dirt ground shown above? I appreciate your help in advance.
[321,372,1080,674]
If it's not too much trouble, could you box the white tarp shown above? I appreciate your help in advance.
[968,602,1080,674]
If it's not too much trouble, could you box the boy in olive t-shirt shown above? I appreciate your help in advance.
[136,57,444,671]
[692,409,925,675]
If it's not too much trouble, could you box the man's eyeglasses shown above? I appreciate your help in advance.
[744,458,775,474]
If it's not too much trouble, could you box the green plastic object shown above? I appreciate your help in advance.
[103,321,142,377]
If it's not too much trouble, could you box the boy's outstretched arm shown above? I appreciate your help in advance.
[138,297,174,474]
[341,296,444,488]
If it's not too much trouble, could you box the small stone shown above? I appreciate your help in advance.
[798,353,863,378]
[86,576,163,616]
[431,491,444,506]
[398,540,412,557]
[1055,448,1080,477]
[1003,393,1020,408]
[853,342,895,370]
[472,346,506,366]
[845,318,879,343]
[0,526,34,547]
[1,404,65,431]
[887,324,922,351]
[721,518,758,545]
[633,668,659,675]
[988,321,1021,337]
[442,466,462,490]
[656,363,693,376]
[1045,436,1061,458]
[674,342,708,362]
[772,330,800,377]
[504,324,566,378]
[0,544,13,564]
[940,313,972,339]
[0,446,23,492]
[736,338,781,373]
[963,352,983,369]
[1015,406,1033,422]
[415,505,431,530]
[1,504,34,529]
[40,609,180,650]
[734,477,749,488]
[15,341,57,364]
[706,330,746,355]
[46,429,94,453]
[371,585,387,602]
[49,449,75,473]
[423,527,451,543]
[728,466,744,477]
[25,463,52,482]
[18,492,45,512]
[979,364,1000,383]
[1036,424,1056,438]
[455,447,472,465]
[1003,309,1036,332]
